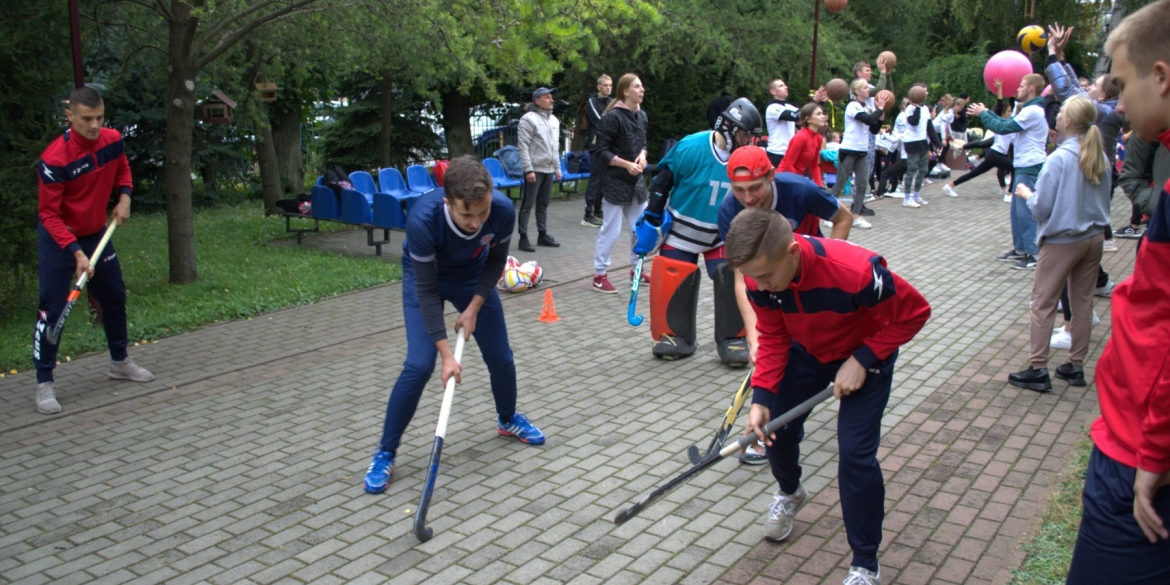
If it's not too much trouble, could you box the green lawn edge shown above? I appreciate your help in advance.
[1010,435,1091,585]
[0,204,400,375]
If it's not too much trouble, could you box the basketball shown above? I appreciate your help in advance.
[878,51,897,69]
[825,78,850,102]
[876,89,895,111]
[824,0,847,13]
[499,267,532,293]
[908,85,927,105]
[519,261,543,287]
[1017,25,1047,54]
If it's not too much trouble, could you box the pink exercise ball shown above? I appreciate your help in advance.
[983,50,1033,96]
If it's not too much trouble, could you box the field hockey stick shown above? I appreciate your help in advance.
[45,220,117,345]
[613,385,834,525]
[627,254,645,326]
[686,367,755,465]
[413,328,467,542]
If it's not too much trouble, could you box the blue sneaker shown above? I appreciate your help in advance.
[498,413,545,445]
[363,450,394,494]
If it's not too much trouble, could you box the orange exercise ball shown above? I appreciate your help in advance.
[825,0,847,13]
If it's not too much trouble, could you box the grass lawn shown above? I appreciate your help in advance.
[1010,436,1091,585]
[0,204,399,375]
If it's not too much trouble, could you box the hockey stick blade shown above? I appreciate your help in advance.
[613,386,834,525]
[627,254,645,326]
[413,436,444,542]
[685,369,754,466]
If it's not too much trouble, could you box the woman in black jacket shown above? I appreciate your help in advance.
[589,73,649,293]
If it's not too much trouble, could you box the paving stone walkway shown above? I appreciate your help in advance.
[0,174,1136,585]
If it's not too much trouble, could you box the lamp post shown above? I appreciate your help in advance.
[810,0,821,91]
[68,0,84,88]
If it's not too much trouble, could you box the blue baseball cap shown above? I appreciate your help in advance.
[532,87,557,100]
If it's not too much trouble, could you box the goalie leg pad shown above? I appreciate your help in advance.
[712,261,749,367]
[650,255,700,360]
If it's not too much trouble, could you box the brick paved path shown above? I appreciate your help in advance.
[0,174,1136,585]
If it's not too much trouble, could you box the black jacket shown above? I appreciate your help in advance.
[584,93,611,143]
[591,105,648,205]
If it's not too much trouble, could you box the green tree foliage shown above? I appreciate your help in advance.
[0,3,71,280]
[317,73,443,173]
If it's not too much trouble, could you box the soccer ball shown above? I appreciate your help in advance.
[498,267,532,293]
[1017,25,1048,54]
[506,255,521,270]
[519,261,543,287]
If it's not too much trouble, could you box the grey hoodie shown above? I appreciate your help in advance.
[517,106,561,174]
[1026,135,1112,245]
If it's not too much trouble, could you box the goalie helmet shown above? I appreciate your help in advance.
[714,97,763,153]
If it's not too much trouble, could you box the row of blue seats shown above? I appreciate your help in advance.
[311,155,591,229]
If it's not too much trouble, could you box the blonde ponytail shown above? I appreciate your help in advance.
[1061,96,1107,185]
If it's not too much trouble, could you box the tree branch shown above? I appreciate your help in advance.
[194,0,322,71]
[192,0,279,56]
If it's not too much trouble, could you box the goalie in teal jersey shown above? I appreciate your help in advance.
[633,98,763,367]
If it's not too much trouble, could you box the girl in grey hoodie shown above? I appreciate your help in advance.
[1009,95,1112,393]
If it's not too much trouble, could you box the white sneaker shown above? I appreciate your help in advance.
[1050,328,1072,350]
[1092,310,1100,327]
[1102,240,1118,253]
[943,185,958,197]
[864,194,876,203]
[764,484,809,541]
[852,217,872,229]
[902,197,920,208]
[107,356,155,382]
[36,382,61,415]
[1095,280,1115,297]
[937,163,951,173]
[913,193,927,205]
[1003,193,1012,203]
[844,565,882,585]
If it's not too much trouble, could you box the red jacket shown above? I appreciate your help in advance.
[1090,128,1170,474]
[778,127,824,187]
[747,236,931,403]
[37,127,132,254]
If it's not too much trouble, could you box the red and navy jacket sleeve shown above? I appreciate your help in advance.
[851,254,932,369]
[36,139,77,253]
[748,287,793,405]
[37,129,133,254]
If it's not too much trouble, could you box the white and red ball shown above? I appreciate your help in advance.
[519,260,543,287]
[499,267,532,293]
[506,255,522,270]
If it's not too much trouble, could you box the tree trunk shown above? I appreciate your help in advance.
[271,102,303,194]
[253,99,282,215]
[1093,4,1127,78]
[162,9,199,285]
[380,70,395,168]
[441,87,475,159]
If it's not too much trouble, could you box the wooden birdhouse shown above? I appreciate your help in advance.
[254,82,278,101]
[200,90,237,124]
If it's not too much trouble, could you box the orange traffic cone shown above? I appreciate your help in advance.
[537,289,560,323]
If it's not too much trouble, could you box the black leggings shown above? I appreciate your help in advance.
[953,149,1012,189]
[874,158,907,196]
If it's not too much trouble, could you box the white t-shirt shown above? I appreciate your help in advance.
[902,105,931,143]
[765,101,799,156]
[1012,103,1049,168]
[990,131,1013,155]
[842,101,876,152]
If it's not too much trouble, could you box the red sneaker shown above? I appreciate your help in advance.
[629,269,650,285]
[592,273,617,293]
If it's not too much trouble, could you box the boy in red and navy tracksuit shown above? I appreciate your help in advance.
[33,87,153,415]
[1065,3,1170,582]
[725,208,930,585]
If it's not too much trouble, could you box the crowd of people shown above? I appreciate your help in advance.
[30,1,1170,583]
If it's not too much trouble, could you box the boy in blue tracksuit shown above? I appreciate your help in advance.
[364,156,545,494]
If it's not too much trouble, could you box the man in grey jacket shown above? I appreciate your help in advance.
[1116,135,1170,239]
[516,87,562,252]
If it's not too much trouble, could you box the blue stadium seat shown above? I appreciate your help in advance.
[310,185,339,220]
[372,193,407,229]
[560,153,586,181]
[377,168,413,199]
[339,188,373,224]
[405,165,437,194]
[483,158,523,189]
[348,171,377,205]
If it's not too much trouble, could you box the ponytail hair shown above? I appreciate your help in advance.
[605,73,640,114]
[1061,96,1107,185]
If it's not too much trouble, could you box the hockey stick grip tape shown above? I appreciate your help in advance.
[717,386,835,459]
[434,329,466,440]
